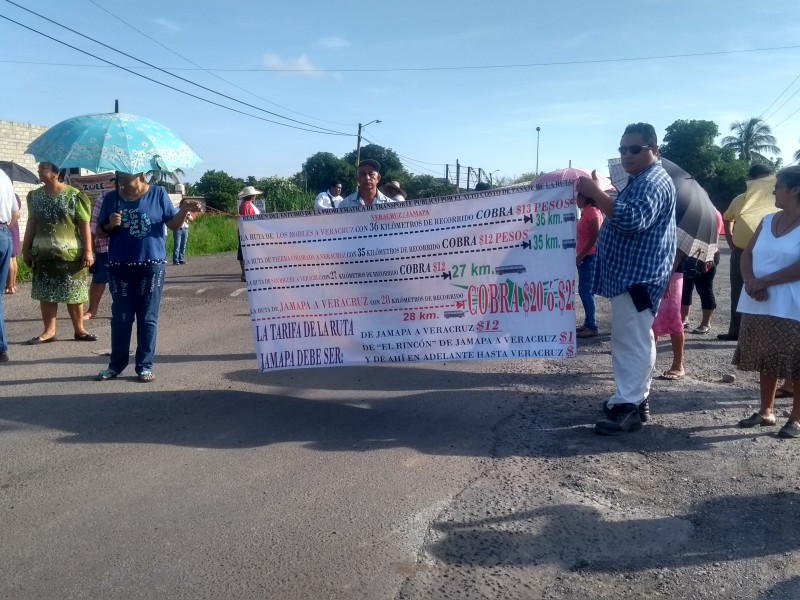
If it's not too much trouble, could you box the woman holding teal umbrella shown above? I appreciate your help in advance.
[95,171,199,382]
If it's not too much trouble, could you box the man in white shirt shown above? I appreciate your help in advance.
[314,181,343,210]
[0,169,21,362]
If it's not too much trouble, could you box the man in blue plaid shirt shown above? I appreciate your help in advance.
[576,123,676,435]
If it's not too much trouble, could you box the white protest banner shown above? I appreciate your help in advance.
[68,173,116,200]
[241,183,577,371]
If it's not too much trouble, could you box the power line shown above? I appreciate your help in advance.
[3,43,799,73]
[84,0,355,128]
[3,1,350,135]
[0,12,352,136]
[759,73,800,120]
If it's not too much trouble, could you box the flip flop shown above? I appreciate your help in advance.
[95,369,118,381]
[74,333,97,342]
[691,325,710,334]
[138,370,156,382]
[659,370,685,381]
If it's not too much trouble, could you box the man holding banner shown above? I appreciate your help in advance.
[338,160,397,208]
[577,123,676,435]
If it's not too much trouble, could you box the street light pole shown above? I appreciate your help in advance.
[355,119,381,167]
[535,127,541,175]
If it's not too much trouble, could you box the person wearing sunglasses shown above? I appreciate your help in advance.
[576,122,677,435]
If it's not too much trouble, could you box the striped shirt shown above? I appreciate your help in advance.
[593,160,676,314]
[90,192,109,253]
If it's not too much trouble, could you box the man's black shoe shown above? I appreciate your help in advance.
[595,403,642,436]
[716,333,738,341]
[0,351,8,363]
[602,398,649,422]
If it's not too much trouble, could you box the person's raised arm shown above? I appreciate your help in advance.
[575,171,614,218]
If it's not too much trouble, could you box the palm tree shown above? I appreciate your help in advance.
[147,168,185,193]
[720,118,780,164]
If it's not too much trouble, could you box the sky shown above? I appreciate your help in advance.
[2,0,800,188]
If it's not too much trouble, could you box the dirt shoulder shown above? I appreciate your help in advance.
[398,248,800,600]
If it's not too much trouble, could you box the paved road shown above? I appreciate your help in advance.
[2,250,799,600]
[1,253,539,599]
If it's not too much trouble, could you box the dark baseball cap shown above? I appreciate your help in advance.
[358,159,381,171]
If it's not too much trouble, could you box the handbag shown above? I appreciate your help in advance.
[682,251,712,279]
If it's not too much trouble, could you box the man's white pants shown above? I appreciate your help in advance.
[607,292,656,407]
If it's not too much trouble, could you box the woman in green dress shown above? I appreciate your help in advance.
[20,162,96,343]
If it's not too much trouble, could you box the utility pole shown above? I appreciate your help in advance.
[536,126,541,175]
[455,160,461,192]
[355,119,381,167]
[466,167,472,190]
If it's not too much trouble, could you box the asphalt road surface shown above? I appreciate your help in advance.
[2,250,799,600]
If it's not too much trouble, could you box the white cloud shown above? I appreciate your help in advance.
[154,18,182,32]
[319,37,349,50]
[261,53,323,77]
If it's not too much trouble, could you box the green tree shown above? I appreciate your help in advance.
[341,144,407,182]
[255,176,315,212]
[720,117,780,164]
[404,174,455,199]
[194,169,243,213]
[147,168,185,194]
[299,152,354,195]
[659,119,720,179]
[702,148,750,210]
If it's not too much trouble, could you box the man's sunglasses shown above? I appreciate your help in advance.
[618,144,651,155]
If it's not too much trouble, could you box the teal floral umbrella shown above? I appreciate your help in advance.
[26,112,202,174]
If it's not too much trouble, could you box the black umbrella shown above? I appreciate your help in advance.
[0,161,39,184]
[660,158,718,261]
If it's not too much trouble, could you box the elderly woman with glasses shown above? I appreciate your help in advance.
[20,162,96,344]
[735,166,800,438]
[94,172,199,382]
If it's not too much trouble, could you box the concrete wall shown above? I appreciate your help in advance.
[1,119,48,238]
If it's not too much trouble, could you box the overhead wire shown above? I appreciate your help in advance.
[759,73,800,121]
[2,44,798,73]
[84,0,355,128]
[0,12,352,136]
[360,135,443,177]
[2,1,351,136]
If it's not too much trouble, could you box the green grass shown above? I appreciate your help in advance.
[13,214,239,284]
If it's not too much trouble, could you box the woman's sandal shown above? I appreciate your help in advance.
[138,370,156,382]
[691,325,710,334]
[738,412,776,428]
[96,369,118,381]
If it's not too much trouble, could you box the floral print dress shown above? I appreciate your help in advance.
[26,186,91,304]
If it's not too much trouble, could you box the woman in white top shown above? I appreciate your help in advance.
[735,166,800,438]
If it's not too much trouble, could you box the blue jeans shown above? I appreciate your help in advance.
[577,253,598,331]
[0,228,11,353]
[172,228,188,263]
[108,263,165,374]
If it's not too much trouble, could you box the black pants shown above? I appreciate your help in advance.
[728,249,743,336]
[681,251,719,310]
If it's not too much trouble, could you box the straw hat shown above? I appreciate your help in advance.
[238,185,262,199]
[381,180,407,199]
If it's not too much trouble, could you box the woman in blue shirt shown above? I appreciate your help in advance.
[95,172,199,382]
